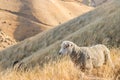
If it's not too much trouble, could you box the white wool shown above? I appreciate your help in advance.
[59,41,114,72]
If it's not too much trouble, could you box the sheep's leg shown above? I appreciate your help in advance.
[84,59,93,74]
[104,50,114,69]
[108,54,114,69]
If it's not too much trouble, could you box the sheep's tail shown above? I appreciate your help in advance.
[104,48,114,69]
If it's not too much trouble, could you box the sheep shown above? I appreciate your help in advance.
[59,41,114,72]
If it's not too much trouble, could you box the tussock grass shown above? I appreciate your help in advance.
[0,56,82,80]
[0,49,119,80]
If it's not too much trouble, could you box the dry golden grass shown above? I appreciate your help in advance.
[0,49,119,80]
[0,56,82,80]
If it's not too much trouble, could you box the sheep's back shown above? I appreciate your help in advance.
[89,44,107,67]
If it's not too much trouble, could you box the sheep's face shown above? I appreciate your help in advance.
[59,41,74,55]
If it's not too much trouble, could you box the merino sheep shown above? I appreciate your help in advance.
[59,41,114,72]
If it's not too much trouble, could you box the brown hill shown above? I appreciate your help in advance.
[0,0,92,41]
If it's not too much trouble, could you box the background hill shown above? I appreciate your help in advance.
[82,0,111,7]
[0,0,120,80]
[0,0,92,41]
[62,0,111,7]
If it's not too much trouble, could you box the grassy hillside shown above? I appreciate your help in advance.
[0,0,120,79]
[0,0,119,68]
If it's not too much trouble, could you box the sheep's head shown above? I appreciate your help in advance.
[59,41,74,55]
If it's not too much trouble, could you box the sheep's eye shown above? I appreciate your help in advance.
[65,44,69,48]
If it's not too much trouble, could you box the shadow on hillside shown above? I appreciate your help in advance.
[13,0,42,41]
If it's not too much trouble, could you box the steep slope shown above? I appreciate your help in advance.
[0,0,92,41]
[0,0,119,69]
[0,11,48,41]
